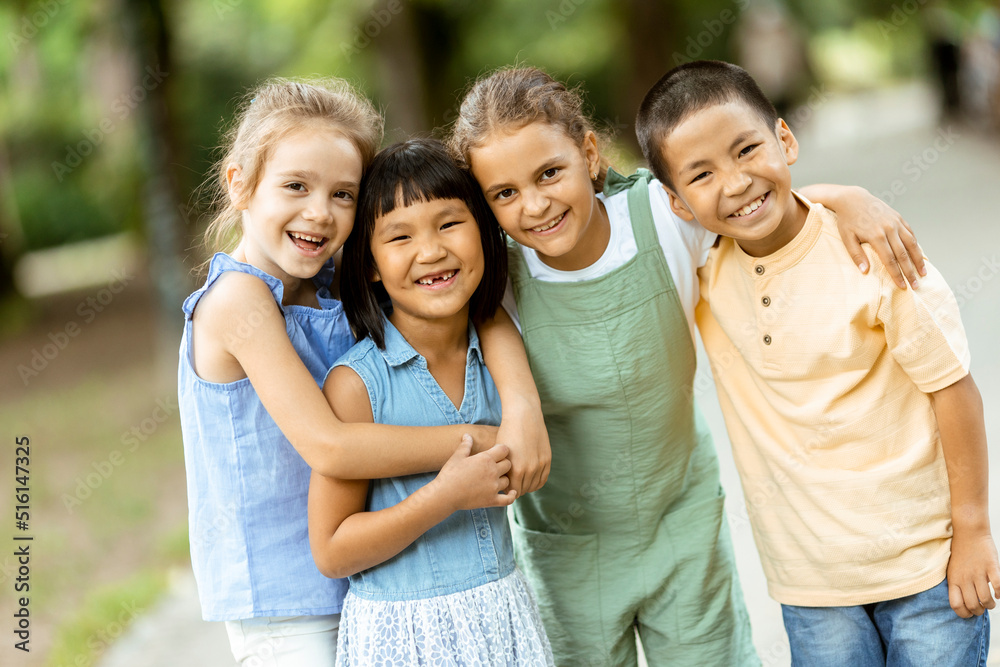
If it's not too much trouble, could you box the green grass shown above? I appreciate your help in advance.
[45,570,168,667]
[0,362,189,664]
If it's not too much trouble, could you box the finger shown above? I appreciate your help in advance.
[508,470,524,498]
[453,434,474,458]
[487,443,510,461]
[491,489,517,507]
[496,458,512,475]
[497,475,510,490]
[887,233,920,287]
[842,233,870,274]
[896,221,927,277]
[960,581,983,617]
[869,235,907,289]
[972,577,994,613]
[949,582,973,618]
[522,465,540,495]
[531,464,549,493]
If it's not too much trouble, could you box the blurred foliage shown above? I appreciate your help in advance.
[0,0,992,292]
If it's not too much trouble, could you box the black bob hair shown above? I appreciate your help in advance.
[340,137,508,349]
[636,60,778,189]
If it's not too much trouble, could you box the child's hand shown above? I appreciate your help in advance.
[831,185,926,289]
[946,529,1000,617]
[432,435,516,512]
[497,403,551,496]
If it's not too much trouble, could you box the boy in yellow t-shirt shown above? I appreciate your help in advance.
[636,60,997,666]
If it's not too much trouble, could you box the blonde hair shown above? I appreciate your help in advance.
[448,66,611,193]
[202,77,383,254]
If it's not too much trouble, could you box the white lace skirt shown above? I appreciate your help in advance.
[336,569,554,666]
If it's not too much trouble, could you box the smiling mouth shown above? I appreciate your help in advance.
[416,269,457,286]
[530,211,566,233]
[730,193,768,218]
[288,231,328,252]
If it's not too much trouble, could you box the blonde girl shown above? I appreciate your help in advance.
[178,78,546,667]
[448,66,926,666]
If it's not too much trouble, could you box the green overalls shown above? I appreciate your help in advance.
[509,169,758,666]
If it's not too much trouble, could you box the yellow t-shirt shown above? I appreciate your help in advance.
[696,194,970,607]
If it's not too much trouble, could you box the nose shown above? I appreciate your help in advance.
[302,195,334,224]
[415,233,447,264]
[721,168,751,198]
[522,187,550,218]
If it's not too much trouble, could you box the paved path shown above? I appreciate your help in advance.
[101,83,1000,666]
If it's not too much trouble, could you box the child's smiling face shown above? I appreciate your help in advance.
[371,196,484,329]
[467,121,607,272]
[660,101,806,258]
[230,122,362,286]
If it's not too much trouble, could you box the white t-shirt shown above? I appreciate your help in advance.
[502,180,716,341]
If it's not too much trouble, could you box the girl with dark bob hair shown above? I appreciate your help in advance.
[309,138,553,664]
[340,137,508,349]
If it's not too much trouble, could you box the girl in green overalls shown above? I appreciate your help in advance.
[447,67,926,667]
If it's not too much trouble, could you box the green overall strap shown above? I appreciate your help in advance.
[603,167,659,253]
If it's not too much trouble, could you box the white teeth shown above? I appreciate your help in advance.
[290,232,323,243]
[417,270,456,285]
[531,212,565,232]
[732,194,766,218]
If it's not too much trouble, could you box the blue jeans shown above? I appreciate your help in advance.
[781,579,990,666]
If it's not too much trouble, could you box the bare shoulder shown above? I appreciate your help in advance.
[190,271,284,382]
[194,270,280,324]
[323,364,374,423]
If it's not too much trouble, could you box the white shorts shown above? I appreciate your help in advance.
[225,614,340,667]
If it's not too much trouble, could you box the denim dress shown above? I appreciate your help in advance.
[332,318,553,666]
[178,253,354,621]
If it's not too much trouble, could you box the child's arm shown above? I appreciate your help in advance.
[308,366,516,579]
[477,308,551,496]
[798,184,926,289]
[929,373,999,618]
[196,272,497,479]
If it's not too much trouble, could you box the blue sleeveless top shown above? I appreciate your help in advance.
[178,253,354,621]
[333,319,514,601]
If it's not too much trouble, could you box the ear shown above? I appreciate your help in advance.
[663,184,695,222]
[226,163,248,210]
[775,119,799,167]
[581,130,601,178]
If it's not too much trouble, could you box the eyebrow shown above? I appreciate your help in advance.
[275,169,317,180]
[483,156,564,196]
[431,202,468,218]
[679,131,757,175]
[378,221,411,239]
[378,202,469,236]
[274,170,359,188]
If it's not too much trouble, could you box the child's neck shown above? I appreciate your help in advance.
[232,244,319,308]
[389,307,470,365]
[537,196,611,272]
[735,190,810,258]
[389,307,471,410]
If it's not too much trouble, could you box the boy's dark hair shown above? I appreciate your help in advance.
[342,137,508,349]
[635,60,778,189]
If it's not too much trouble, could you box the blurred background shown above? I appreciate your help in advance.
[1,0,998,665]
